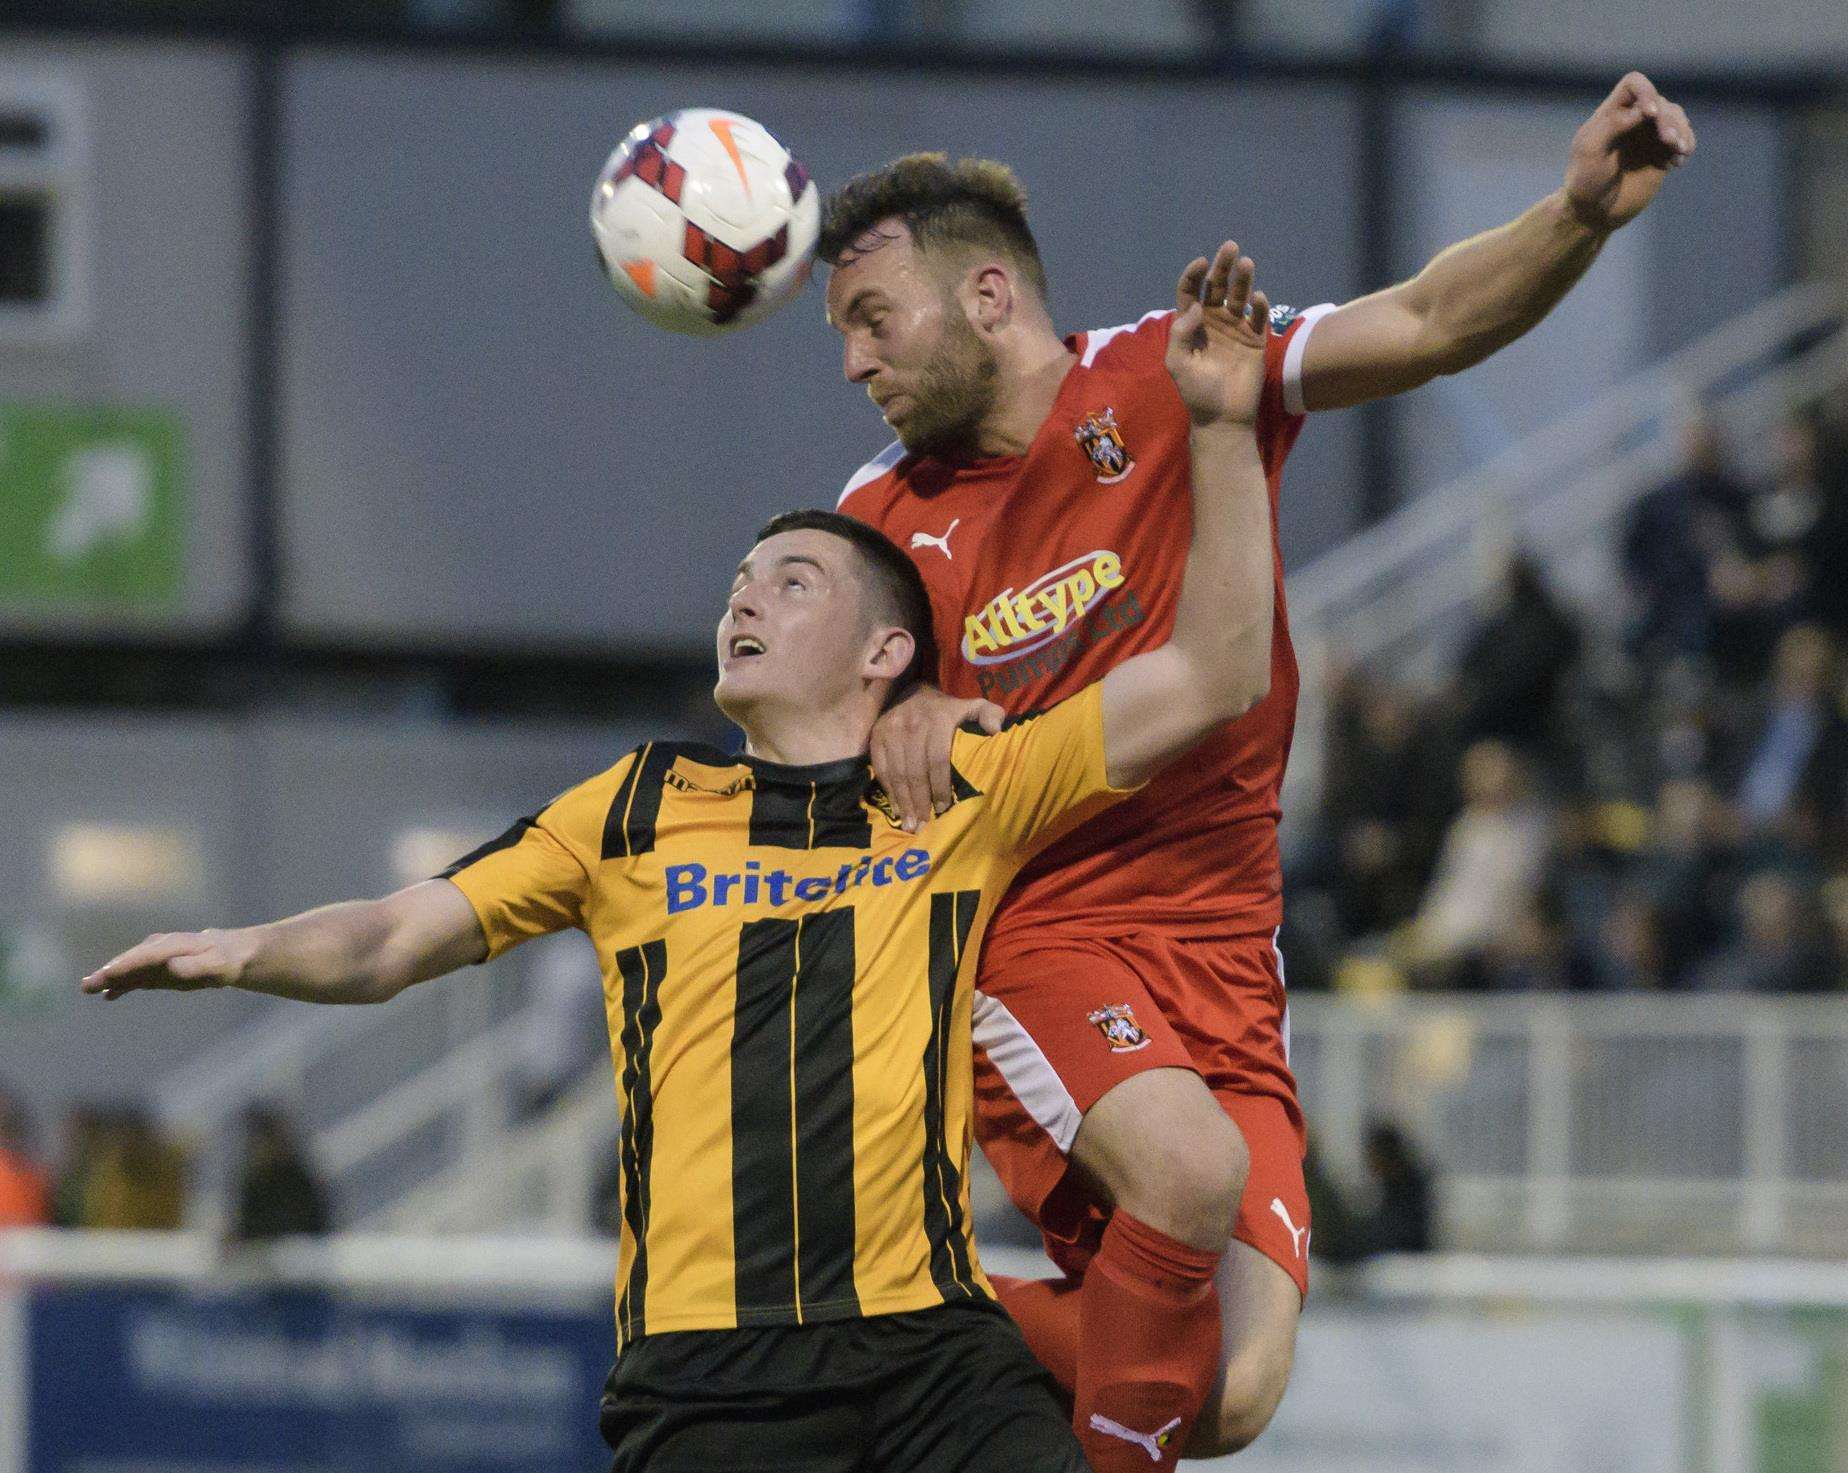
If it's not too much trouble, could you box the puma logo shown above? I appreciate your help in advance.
[1088,1413,1183,1463]
[909,518,961,560]
[1270,1196,1309,1259]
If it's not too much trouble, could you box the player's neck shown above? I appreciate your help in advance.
[738,702,874,771]
[972,330,1076,457]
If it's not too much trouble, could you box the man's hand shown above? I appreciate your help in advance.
[1165,241,1270,429]
[870,684,1005,833]
[1564,72,1696,233]
[82,929,252,1000]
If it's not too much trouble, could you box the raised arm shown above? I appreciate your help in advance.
[1299,72,1695,411]
[1099,243,1274,790]
[80,880,486,1006]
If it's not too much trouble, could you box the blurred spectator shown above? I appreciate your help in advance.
[79,1109,187,1231]
[1819,874,1848,983]
[232,1106,331,1243]
[1302,1141,1366,1266]
[1728,624,1848,845]
[0,1086,52,1228]
[1743,411,1828,604]
[1800,409,1848,636]
[1692,870,1834,994]
[1596,889,1675,990]
[1312,663,1453,939]
[1362,1121,1434,1254]
[1633,776,1742,986]
[52,1106,105,1228]
[1621,411,1750,662]
[1452,551,1582,758]
[515,937,608,1120]
[1479,888,1599,992]
[1405,741,1550,984]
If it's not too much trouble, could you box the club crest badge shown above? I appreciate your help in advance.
[1087,1002,1152,1053]
[1074,407,1134,485]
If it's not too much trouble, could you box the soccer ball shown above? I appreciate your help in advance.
[590,109,821,337]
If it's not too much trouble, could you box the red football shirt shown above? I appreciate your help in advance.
[840,304,1331,941]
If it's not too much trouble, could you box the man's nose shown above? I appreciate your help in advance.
[843,337,878,384]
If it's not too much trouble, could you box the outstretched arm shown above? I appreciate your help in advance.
[80,880,486,1006]
[1299,71,1695,411]
[1100,243,1274,790]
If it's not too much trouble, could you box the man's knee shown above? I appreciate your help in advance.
[1070,1069,1249,1250]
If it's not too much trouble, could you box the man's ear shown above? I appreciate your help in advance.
[964,262,1013,332]
[865,625,918,686]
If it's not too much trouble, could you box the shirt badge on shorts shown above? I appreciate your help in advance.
[1087,1002,1152,1052]
[1074,407,1135,485]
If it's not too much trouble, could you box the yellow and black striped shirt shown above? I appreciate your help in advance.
[442,684,1132,1344]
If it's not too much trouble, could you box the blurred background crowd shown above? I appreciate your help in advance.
[1285,389,1848,998]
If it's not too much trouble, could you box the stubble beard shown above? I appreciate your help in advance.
[893,313,1000,460]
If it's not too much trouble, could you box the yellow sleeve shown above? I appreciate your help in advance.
[440,760,624,960]
[948,682,1142,860]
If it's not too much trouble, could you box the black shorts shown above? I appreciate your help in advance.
[599,1299,1088,1473]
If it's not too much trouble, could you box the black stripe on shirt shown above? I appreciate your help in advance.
[601,743,676,859]
[730,912,860,1324]
[614,938,667,1348]
[749,778,872,851]
[437,815,536,879]
[921,889,982,1300]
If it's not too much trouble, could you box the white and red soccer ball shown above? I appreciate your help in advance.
[591,108,821,337]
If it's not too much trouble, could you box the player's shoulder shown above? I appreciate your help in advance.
[949,689,1087,771]
[837,439,909,512]
[1071,308,1174,371]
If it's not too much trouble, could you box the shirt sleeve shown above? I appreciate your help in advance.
[439,761,622,960]
[1265,302,1338,421]
[947,681,1142,862]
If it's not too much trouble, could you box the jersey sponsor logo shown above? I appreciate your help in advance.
[1087,1002,1152,1052]
[1073,406,1135,484]
[665,849,933,913]
[962,549,1127,666]
[1268,303,1299,333]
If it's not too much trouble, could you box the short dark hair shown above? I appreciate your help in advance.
[818,153,1049,302]
[754,509,938,702]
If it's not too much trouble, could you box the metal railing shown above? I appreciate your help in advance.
[364,994,1848,1259]
[1288,994,1848,1257]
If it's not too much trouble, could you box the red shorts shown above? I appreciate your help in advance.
[970,926,1311,1298]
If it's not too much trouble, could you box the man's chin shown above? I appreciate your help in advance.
[895,415,972,459]
[712,676,754,726]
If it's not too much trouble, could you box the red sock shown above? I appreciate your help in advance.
[1073,1210,1222,1471]
[990,1274,1082,1397]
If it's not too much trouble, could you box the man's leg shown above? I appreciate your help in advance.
[1064,1067,1248,1470]
[1184,1083,1311,1454]
[970,931,1247,1470]
[1185,1240,1300,1457]
[975,929,1307,1465]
